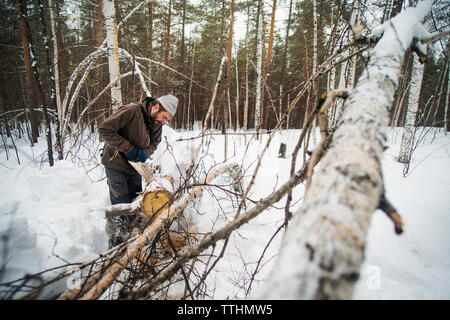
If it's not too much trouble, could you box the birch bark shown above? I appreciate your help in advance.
[398,54,424,164]
[103,0,122,111]
[49,0,63,160]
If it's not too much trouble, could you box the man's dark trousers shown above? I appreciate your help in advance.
[105,167,142,248]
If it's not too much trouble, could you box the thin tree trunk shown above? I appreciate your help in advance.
[430,59,448,127]
[445,53,449,133]
[280,0,293,122]
[19,0,54,166]
[37,0,56,166]
[338,1,359,89]
[164,0,172,94]
[225,1,233,160]
[95,0,104,124]
[55,0,68,101]
[311,0,318,145]
[225,0,234,133]
[16,0,39,145]
[263,0,276,130]
[103,0,122,111]
[398,55,424,164]
[235,54,240,131]
[178,0,187,129]
[243,2,250,132]
[187,44,195,130]
[312,0,318,77]
[255,0,264,135]
[49,0,63,160]
[0,80,11,138]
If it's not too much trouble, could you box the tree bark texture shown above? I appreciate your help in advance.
[103,0,122,110]
[398,54,424,164]
[16,0,39,144]
[254,0,264,133]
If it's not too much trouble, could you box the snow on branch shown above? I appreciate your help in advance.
[356,0,447,64]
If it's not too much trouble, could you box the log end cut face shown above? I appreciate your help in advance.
[141,188,172,218]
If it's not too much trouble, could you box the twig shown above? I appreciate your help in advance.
[306,89,349,191]
[377,193,403,235]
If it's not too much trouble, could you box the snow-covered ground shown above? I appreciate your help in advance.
[0,126,449,299]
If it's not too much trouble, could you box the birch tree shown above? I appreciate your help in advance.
[445,54,449,134]
[254,0,264,134]
[258,0,437,300]
[226,0,234,131]
[48,0,63,160]
[398,53,424,165]
[103,0,123,111]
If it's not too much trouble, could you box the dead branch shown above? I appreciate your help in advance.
[377,192,403,235]
[306,89,349,190]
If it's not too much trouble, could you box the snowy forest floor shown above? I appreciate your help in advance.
[0,126,449,300]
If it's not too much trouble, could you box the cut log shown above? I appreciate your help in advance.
[141,188,172,218]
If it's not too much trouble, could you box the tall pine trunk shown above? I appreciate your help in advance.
[254,0,264,136]
[95,0,104,124]
[37,0,56,166]
[243,2,250,132]
[17,0,54,166]
[225,0,234,134]
[163,0,172,94]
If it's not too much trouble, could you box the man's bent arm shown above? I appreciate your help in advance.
[99,108,135,154]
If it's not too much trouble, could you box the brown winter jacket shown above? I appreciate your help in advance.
[99,102,162,175]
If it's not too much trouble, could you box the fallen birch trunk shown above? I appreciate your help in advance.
[78,162,240,300]
[259,0,434,300]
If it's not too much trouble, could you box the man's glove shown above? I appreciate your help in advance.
[125,147,147,162]
[125,146,138,160]
[137,148,148,163]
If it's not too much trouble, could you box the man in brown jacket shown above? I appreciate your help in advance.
[99,94,178,248]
